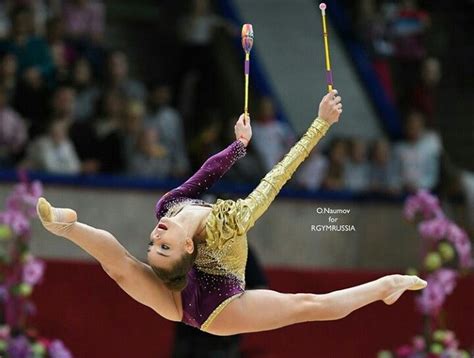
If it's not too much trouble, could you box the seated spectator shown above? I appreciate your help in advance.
[390,0,430,106]
[369,138,401,195]
[295,147,328,191]
[394,111,442,191]
[0,53,18,102]
[62,0,105,43]
[105,50,146,101]
[252,97,295,172]
[179,0,235,49]
[411,57,441,128]
[122,99,146,165]
[51,84,76,119]
[23,118,80,174]
[0,6,54,84]
[93,90,126,173]
[356,0,395,100]
[344,138,371,192]
[322,138,347,191]
[46,17,77,83]
[11,70,50,138]
[177,0,236,118]
[72,57,100,122]
[128,127,170,178]
[189,113,223,170]
[146,83,189,177]
[0,87,28,167]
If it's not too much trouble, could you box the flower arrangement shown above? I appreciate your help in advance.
[379,190,473,358]
[0,177,72,358]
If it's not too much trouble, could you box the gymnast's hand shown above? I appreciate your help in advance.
[234,113,252,147]
[318,89,342,125]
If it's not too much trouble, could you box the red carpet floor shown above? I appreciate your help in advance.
[30,260,474,358]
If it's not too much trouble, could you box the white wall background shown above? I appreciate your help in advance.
[233,0,382,143]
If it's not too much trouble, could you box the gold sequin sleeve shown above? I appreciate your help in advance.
[236,117,331,231]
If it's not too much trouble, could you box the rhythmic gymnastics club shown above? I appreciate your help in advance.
[319,3,334,93]
[241,24,254,123]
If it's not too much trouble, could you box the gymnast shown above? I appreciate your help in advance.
[36,90,427,335]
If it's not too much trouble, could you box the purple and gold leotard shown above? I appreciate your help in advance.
[155,117,330,331]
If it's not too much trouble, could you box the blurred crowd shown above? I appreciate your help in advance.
[0,0,452,196]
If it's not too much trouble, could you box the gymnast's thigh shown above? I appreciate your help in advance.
[205,289,308,336]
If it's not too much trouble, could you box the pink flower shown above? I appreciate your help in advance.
[404,190,443,221]
[395,344,414,357]
[0,211,30,235]
[446,224,468,244]
[412,336,426,351]
[416,279,445,316]
[418,218,450,241]
[432,269,458,295]
[49,340,72,358]
[0,325,10,340]
[22,257,45,286]
[454,239,473,269]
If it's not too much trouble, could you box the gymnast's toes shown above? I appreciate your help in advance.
[407,275,427,291]
[381,274,427,305]
[37,197,77,224]
[37,197,53,222]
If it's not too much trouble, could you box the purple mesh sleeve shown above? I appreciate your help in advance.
[155,140,247,219]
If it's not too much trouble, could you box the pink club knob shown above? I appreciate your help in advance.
[241,24,254,54]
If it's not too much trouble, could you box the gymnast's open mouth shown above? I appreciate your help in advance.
[158,223,168,230]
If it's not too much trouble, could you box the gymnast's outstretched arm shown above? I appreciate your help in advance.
[36,198,180,321]
[155,114,251,219]
[237,90,341,231]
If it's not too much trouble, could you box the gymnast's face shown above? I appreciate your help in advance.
[147,217,194,270]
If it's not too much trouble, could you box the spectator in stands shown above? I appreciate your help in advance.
[23,117,80,174]
[295,147,328,191]
[94,90,126,174]
[122,99,146,166]
[0,53,18,102]
[72,57,100,122]
[344,138,371,192]
[0,87,28,167]
[0,6,54,84]
[51,84,76,119]
[12,62,50,138]
[390,0,430,107]
[177,0,236,118]
[411,57,441,128]
[188,110,224,170]
[369,138,401,195]
[179,0,235,49]
[46,17,76,83]
[252,97,295,172]
[322,138,347,191]
[106,50,146,101]
[62,0,105,43]
[146,83,189,178]
[128,127,171,179]
[356,0,395,100]
[52,84,100,174]
[393,111,442,191]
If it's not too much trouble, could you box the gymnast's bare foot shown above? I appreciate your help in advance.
[381,274,427,305]
[37,197,77,235]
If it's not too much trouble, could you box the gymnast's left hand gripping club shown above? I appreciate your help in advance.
[241,24,254,123]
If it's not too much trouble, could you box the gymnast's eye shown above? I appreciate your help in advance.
[161,244,170,250]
